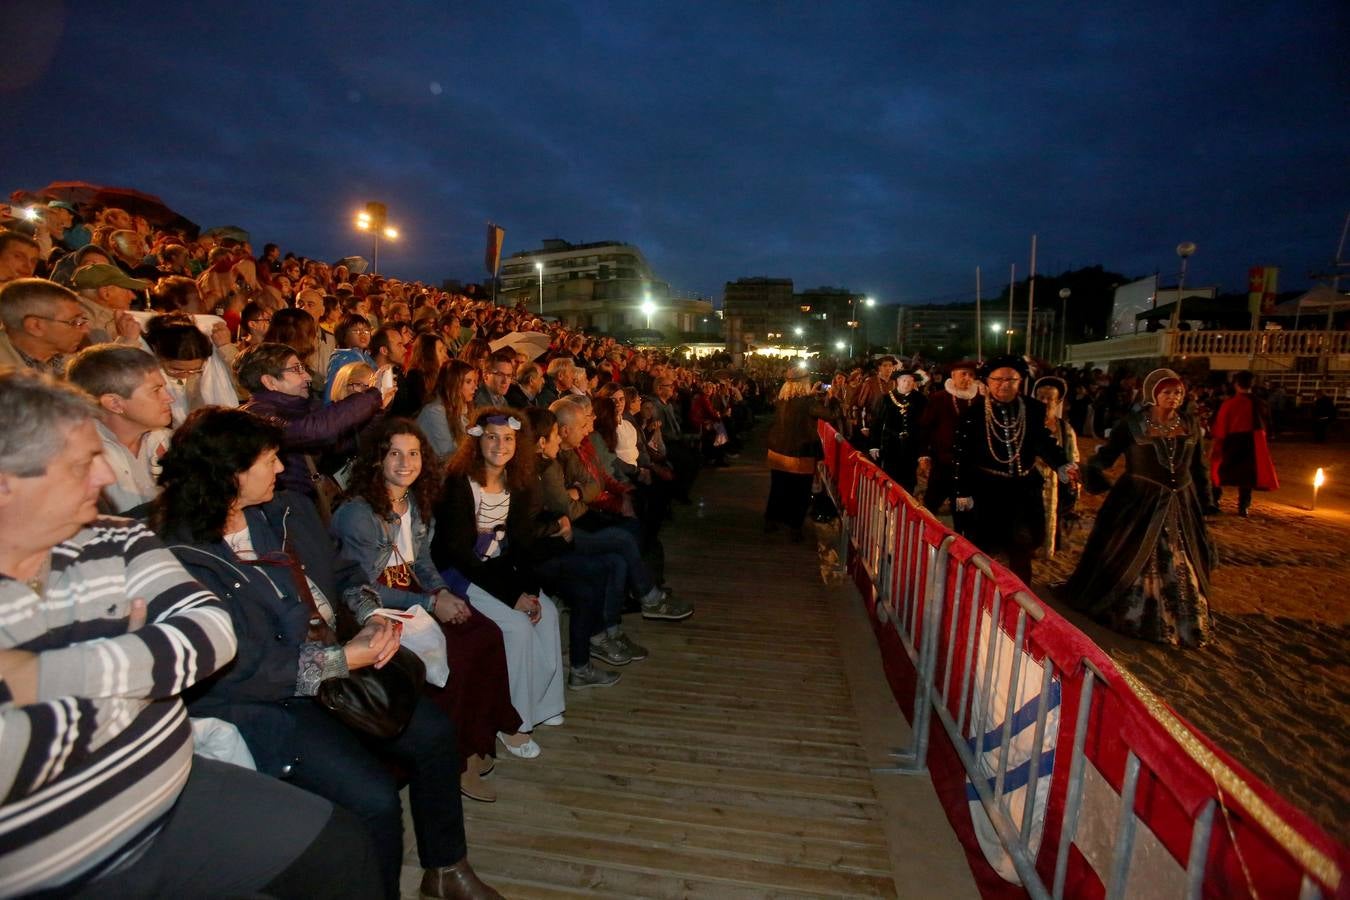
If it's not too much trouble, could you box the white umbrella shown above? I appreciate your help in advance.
[489,331,551,360]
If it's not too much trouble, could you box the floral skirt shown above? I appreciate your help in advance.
[1101,514,1212,648]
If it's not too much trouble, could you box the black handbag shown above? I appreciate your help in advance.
[256,544,426,740]
[317,648,425,740]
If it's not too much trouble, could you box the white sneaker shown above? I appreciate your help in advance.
[540,714,565,727]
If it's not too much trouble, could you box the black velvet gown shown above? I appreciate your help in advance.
[1066,411,1216,648]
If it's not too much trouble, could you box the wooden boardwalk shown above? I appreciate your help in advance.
[403,428,975,898]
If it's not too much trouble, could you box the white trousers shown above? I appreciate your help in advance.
[466,584,566,730]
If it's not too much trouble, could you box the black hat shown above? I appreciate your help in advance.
[979,354,1030,380]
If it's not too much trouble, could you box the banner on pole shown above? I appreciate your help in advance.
[1248,266,1279,315]
[484,223,504,277]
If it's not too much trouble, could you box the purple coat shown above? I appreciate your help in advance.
[241,388,381,498]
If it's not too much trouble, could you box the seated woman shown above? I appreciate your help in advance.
[154,407,501,900]
[143,312,237,427]
[236,342,390,510]
[432,408,567,741]
[418,358,478,458]
[331,418,530,801]
[324,313,377,401]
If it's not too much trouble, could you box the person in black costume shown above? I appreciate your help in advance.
[1066,368,1216,648]
[918,359,979,530]
[952,355,1076,584]
[869,369,926,494]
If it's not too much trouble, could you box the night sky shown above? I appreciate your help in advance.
[5,2,1347,304]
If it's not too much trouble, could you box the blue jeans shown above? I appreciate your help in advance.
[283,696,465,899]
[533,550,621,665]
[572,522,655,600]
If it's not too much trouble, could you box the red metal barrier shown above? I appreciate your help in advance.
[817,421,1347,900]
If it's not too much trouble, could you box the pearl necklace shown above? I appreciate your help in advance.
[984,397,1027,470]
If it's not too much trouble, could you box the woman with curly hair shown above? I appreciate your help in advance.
[432,408,566,743]
[154,407,501,900]
[417,359,478,458]
[331,418,526,802]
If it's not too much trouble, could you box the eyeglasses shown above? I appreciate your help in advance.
[280,364,309,376]
[29,314,90,328]
[164,363,207,379]
[350,327,372,336]
[987,377,1022,384]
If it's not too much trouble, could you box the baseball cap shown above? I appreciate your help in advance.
[72,264,151,292]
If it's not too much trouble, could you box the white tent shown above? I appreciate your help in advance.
[1271,284,1350,316]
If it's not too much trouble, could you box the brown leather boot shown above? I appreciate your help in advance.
[420,858,503,899]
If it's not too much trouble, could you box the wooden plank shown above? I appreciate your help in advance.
[467,779,889,846]
[487,758,882,822]
[465,822,898,898]
[462,802,893,875]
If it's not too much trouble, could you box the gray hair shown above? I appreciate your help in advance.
[545,357,574,380]
[564,393,592,412]
[66,345,161,400]
[0,278,79,332]
[549,397,583,427]
[0,368,98,477]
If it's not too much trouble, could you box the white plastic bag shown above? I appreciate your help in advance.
[190,716,257,770]
[373,606,449,687]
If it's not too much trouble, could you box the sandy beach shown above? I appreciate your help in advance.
[1030,435,1350,844]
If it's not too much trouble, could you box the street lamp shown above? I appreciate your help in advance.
[640,294,655,330]
[835,340,846,352]
[848,295,874,358]
[1058,287,1071,362]
[1169,242,1197,331]
[354,203,397,274]
[535,261,544,315]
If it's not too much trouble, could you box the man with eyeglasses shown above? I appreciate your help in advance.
[952,355,1078,584]
[0,278,92,376]
[474,347,517,408]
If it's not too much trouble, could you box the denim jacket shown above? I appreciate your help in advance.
[330,496,449,611]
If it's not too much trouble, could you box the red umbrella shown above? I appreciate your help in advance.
[35,181,198,233]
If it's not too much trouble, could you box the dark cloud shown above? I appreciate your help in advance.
[4,1,1346,303]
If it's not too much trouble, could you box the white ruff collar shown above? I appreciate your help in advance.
[945,378,978,401]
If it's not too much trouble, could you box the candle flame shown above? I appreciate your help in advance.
[1314,468,1326,489]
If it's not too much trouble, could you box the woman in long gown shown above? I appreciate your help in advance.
[1066,368,1216,648]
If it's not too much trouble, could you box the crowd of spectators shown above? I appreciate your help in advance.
[0,196,766,898]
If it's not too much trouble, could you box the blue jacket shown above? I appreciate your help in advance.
[330,497,450,612]
[166,491,377,776]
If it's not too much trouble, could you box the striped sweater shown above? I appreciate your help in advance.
[0,518,237,896]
